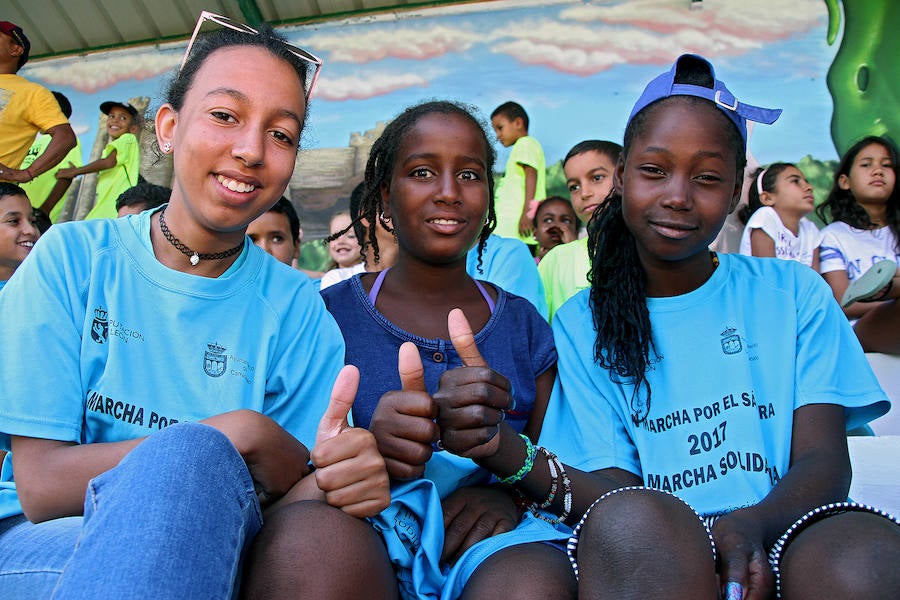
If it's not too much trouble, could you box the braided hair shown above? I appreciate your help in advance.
[589,88,746,426]
[352,100,497,269]
[815,135,900,254]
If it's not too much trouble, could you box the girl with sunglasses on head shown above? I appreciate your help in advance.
[0,15,391,600]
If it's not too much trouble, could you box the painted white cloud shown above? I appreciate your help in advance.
[562,0,824,34]
[315,72,430,101]
[303,25,484,63]
[494,0,822,75]
[26,52,180,94]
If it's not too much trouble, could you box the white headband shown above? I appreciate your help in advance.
[756,168,768,196]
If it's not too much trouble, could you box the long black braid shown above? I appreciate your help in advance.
[326,100,498,270]
[590,91,746,425]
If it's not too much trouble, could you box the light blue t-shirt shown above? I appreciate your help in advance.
[467,234,548,320]
[0,209,345,519]
[542,254,889,517]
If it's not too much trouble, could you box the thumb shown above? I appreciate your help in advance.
[316,365,358,445]
[448,308,487,367]
[398,342,427,392]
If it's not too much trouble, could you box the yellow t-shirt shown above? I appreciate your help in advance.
[493,135,545,243]
[85,133,140,220]
[20,135,83,223]
[538,237,590,322]
[0,74,68,170]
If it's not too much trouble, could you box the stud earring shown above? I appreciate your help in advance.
[163,142,172,153]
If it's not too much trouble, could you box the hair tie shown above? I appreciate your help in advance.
[756,167,768,196]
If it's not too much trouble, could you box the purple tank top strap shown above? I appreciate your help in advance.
[474,279,495,314]
[367,268,390,306]
[369,268,494,314]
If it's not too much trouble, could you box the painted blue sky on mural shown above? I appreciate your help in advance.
[21,0,837,165]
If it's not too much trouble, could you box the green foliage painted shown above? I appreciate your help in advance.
[298,240,332,272]
[796,154,839,227]
[545,160,569,200]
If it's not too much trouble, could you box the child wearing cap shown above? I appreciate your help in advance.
[0,21,77,184]
[55,101,141,220]
[433,54,900,599]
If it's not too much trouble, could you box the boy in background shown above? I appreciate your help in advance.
[55,100,140,220]
[490,101,545,245]
[538,140,620,321]
[116,181,170,217]
[20,91,83,224]
[247,196,323,279]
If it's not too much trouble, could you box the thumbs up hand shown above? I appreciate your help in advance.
[311,365,390,517]
[433,309,512,459]
[369,342,440,480]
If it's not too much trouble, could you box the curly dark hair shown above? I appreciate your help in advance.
[815,135,900,253]
[588,75,746,425]
[332,100,497,269]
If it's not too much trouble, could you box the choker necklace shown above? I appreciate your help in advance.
[158,210,244,266]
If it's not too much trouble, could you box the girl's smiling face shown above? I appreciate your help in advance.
[383,112,490,265]
[618,99,742,269]
[156,45,306,235]
[0,193,39,280]
[328,213,362,268]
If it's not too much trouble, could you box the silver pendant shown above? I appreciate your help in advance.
[190,253,200,266]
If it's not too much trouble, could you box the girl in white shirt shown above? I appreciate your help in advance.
[738,162,821,269]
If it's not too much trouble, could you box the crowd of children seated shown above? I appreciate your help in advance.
[1,14,898,600]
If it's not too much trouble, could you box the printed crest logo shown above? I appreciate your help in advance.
[203,342,228,377]
[720,326,742,355]
[91,306,109,344]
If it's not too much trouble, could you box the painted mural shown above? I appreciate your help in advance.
[15,0,893,264]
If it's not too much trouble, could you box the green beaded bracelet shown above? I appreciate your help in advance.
[499,433,537,485]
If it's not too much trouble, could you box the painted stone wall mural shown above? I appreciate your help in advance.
[15,0,892,266]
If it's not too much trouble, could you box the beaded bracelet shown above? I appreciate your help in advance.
[538,446,559,509]
[558,458,573,523]
[498,433,537,485]
[529,449,573,525]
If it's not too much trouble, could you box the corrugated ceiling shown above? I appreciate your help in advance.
[5,0,480,61]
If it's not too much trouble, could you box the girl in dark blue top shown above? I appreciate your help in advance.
[321,100,572,599]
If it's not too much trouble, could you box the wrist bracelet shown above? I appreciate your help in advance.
[24,167,34,181]
[498,433,537,485]
[538,446,559,509]
[530,450,573,525]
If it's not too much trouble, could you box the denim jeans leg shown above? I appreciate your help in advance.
[0,514,82,597]
[52,422,263,600]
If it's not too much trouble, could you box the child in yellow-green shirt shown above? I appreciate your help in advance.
[490,101,545,245]
[56,100,140,220]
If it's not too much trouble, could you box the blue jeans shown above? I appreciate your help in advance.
[0,423,263,599]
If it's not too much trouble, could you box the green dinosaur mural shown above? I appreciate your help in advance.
[825,0,899,156]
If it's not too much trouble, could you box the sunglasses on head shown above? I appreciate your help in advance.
[181,11,323,102]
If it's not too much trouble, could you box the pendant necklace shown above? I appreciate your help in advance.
[158,210,243,266]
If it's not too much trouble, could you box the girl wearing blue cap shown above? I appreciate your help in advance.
[436,54,899,599]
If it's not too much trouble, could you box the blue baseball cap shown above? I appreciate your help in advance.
[628,54,781,145]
